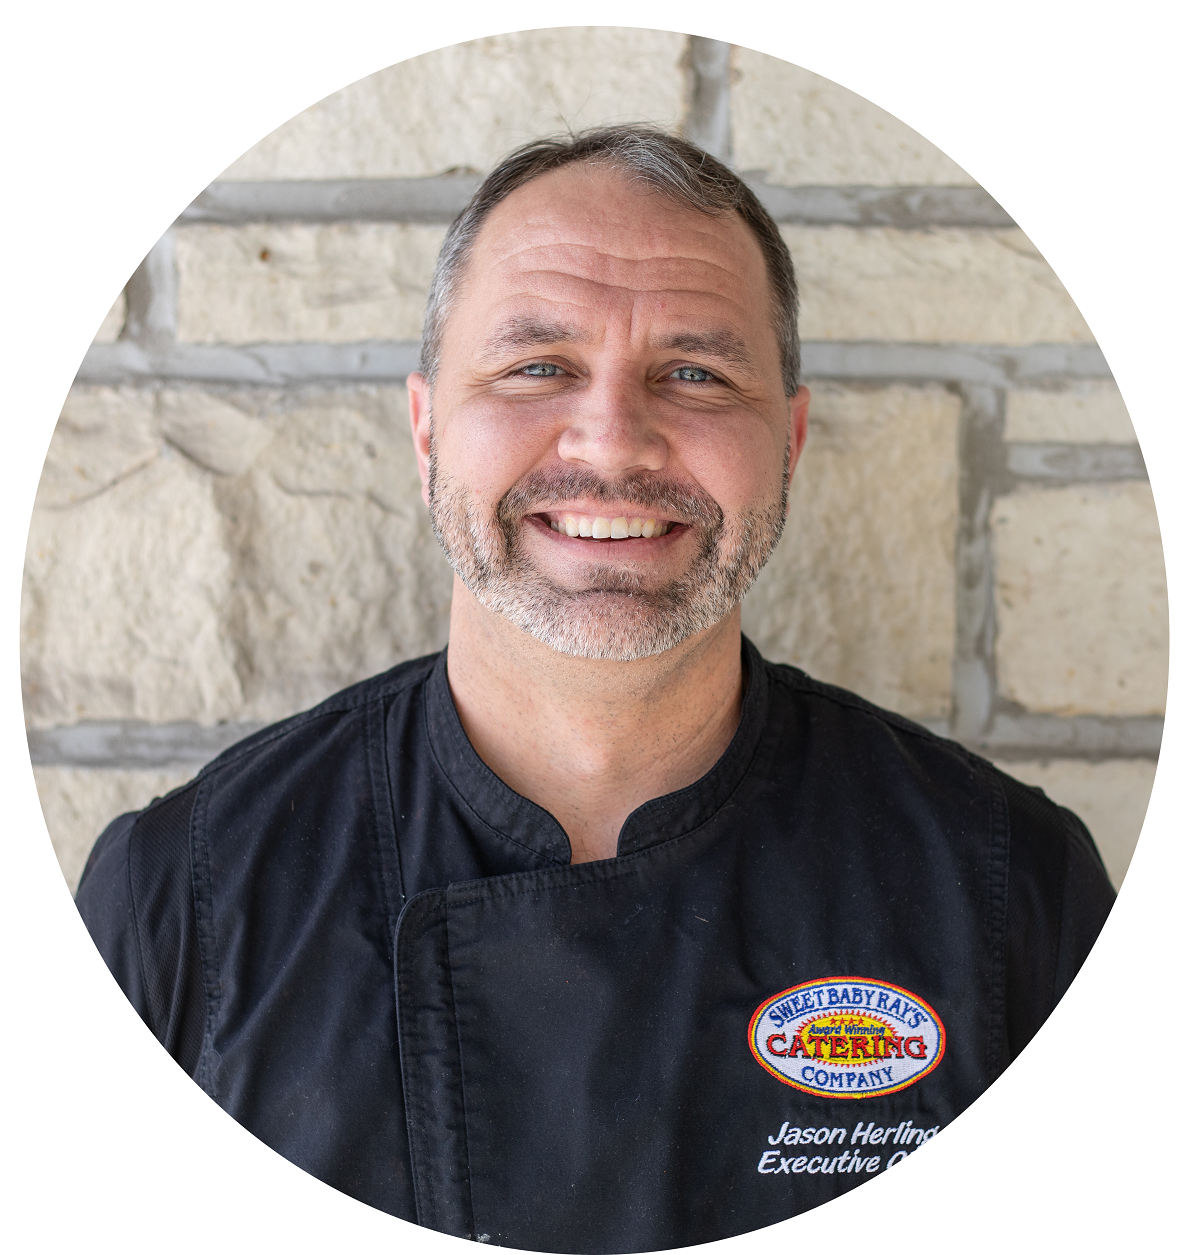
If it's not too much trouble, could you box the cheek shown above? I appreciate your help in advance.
[437,401,558,495]
[674,418,786,511]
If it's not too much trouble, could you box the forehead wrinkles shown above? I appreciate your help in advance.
[484,238,754,296]
[489,277,755,326]
[474,244,767,350]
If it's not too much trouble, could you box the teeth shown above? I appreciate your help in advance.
[548,513,670,540]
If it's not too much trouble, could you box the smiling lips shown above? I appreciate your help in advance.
[543,512,676,540]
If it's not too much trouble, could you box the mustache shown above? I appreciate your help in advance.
[496,468,725,529]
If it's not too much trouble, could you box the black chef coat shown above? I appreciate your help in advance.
[75,639,1115,1252]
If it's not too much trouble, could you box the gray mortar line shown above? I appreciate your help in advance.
[179,176,483,225]
[1004,442,1146,484]
[28,720,268,769]
[753,184,1014,228]
[683,37,733,163]
[76,340,424,386]
[27,712,1161,769]
[801,341,1111,385]
[950,385,1005,743]
[176,178,1014,230]
[966,712,1163,761]
[76,340,1113,388]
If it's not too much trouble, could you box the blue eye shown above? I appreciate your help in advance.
[520,362,562,377]
[672,365,714,383]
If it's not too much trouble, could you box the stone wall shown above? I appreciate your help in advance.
[26,30,1165,892]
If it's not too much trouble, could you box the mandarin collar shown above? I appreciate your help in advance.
[423,636,771,866]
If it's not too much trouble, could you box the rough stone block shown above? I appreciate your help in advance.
[22,385,453,728]
[23,442,243,726]
[785,226,1094,344]
[34,765,196,894]
[991,483,1168,715]
[731,48,974,186]
[94,291,126,343]
[158,390,275,475]
[175,224,444,343]
[1005,382,1137,443]
[209,388,452,719]
[35,386,158,508]
[221,29,689,180]
[743,383,959,719]
[997,757,1157,889]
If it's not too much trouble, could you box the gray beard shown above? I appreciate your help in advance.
[426,433,789,661]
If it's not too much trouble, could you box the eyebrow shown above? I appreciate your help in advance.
[652,330,753,371]
[478,317,585,360]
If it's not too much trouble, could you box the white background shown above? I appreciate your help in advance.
[3,1,1195,1248]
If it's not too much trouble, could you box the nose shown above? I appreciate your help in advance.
[555,368,668,475]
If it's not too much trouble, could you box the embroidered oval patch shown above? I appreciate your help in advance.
[748,977,945,1099]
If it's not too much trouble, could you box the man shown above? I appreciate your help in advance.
[76,127,1114,1251]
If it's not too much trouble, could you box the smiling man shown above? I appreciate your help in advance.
[408,139,807,864]
[75,127,1115,1252]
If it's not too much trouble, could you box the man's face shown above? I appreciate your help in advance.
[409,163,809,660]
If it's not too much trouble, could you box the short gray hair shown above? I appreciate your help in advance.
[419,125,802,396]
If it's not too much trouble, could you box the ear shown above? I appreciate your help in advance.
[407,371,433,506]
[784,386,810,517]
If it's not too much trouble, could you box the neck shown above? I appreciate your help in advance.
[444,578,746,862]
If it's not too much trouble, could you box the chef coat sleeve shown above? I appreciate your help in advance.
[75,783,207,1078]
[74,811,148,1017]
[1000,771,1116,1060]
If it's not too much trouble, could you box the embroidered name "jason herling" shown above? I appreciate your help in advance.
[756,1120,940,1176]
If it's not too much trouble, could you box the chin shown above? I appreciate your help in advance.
[480,584,737,661]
